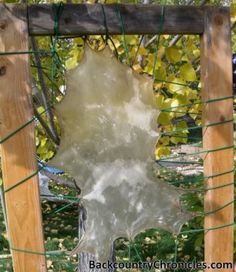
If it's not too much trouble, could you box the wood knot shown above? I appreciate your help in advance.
[0,66,6,76]
[220,115,225,122]
[214,15,223,26]
[64,17,72,24]
[0,21,7,30]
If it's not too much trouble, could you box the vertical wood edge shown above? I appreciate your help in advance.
[0,5,47,272]
[200,7,234,272]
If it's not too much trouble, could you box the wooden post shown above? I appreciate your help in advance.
[201,7,234,272]
[0,5,46,272]
[78,205,116,272]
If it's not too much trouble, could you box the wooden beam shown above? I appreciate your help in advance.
[200,7,234,272]
[26,4,205,35]
[0,5,47,272]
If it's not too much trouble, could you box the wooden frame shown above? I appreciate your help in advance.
[0,4,233,272]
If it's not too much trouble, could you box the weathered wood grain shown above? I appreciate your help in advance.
[0,4,46,272]
[200,7,234,272]
[27,4,205,35]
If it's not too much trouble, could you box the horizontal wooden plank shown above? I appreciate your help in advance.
[27,4,205,35]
